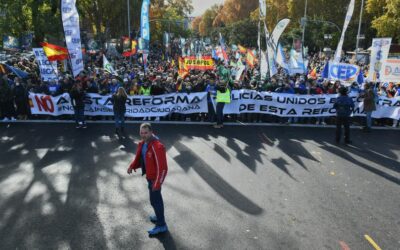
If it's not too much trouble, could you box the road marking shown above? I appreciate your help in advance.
[339,241,350,250]
[364,235,382,250]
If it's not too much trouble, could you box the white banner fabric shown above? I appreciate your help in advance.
[223,90,400,119]
[333,0,355,63]
[62,0,84,77]
[381,59,400,82]
[368,38,393,82]
[29,92,208,117]
[33,48,58,81]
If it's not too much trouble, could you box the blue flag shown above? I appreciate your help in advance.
[140,0,150,52]
[212,49,218,60]
[357,69,364,85]
[5,64,29,78]
[322,61,329,79]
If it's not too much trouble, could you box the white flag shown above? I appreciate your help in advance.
[333,0,355,63]
[61,0,84,77]
[103,55,117,75]
[260,51,269,80]
[259,0,267,18]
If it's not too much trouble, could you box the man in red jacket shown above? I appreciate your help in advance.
[127,123,168,235]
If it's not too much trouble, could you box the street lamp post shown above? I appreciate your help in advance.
[301,0,308,49]
[127,0,131,37]
[355,0,364,59]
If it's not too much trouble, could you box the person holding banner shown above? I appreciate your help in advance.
[361,82,376,132]
[112,87,128,135]
[214,80,231,128]
[69,82,87,129]
[333,87,355,144]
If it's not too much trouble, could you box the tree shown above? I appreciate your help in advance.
[366,0,400,42]
[191,16,202,34]
[214,0,258,25]
[198,5,220,37]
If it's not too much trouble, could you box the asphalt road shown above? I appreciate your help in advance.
[0,122,399,250]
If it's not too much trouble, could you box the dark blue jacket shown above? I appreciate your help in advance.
[334,95,355,117]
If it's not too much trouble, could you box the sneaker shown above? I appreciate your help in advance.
[82,124,87,129]
[321,122,327,125]
[76,124,81,129]
[149,215,157,223]
[148,225,168,235]
[10,117,16,121]
[213,124,222,129]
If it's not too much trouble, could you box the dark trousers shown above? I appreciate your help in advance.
[207,101,216,122]
[0,101,16,118]
[216,102,225,125]
[114,112,125,128]
[336,116,350,143]
[74,106,85,124]
[148,180,166,226]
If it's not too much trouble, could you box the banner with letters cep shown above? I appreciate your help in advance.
[183,56,214,71]
[29,92,208,117]
[324,62,360,84]
[33,48,58,82]
[223,90,400,119]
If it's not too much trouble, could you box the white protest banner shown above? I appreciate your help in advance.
[368,38,392,82]
[62,0,84,77]
[29,92,208,117]
[33,48,58,81]
[223,90,400,119]
[334,0,355,63]
[381,59,400,82]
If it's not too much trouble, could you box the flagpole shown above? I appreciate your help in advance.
[301,0,308,49]
[355,0,364,60]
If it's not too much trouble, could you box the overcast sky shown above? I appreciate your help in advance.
[191,0,224,17]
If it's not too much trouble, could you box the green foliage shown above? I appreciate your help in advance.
[0,0,194,47]
[366,0,400,42]
[196,0,384,53]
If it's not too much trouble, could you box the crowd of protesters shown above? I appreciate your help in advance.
[1,44,400,130]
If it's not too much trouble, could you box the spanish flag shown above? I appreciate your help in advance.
[40,42,69,61]
[178,57,189,79]
[131,40,137,55]
[246,50,256,68]
[238,45,247,54]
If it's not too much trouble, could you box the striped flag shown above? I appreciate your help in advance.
[40,42,69,61]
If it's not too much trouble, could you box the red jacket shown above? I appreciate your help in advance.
[128,137,168,190]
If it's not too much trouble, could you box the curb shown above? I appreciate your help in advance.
[1,120,399,131]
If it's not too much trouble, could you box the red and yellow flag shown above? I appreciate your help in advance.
[178,57,189,79]
[183,56,214,71]
[238,45,247,54]
[40,42,69,61]
[246,50,256,68]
